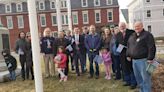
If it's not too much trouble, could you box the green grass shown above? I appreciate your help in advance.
[0,56,137,92]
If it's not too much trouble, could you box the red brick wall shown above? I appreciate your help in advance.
[1,7,119,50]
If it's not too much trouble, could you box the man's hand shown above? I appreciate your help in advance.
[93,49,96,52]
[89,49,93,52]
[147,60,153,64]
[127,57,131,61]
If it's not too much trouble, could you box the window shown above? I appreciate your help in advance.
[147,25,151,32]
[50,1,56,9]
[146,0,150,3]
[106,0,113,5]
[16,3,22,12]
[81,0,88,7]
[51,13,57,26]
[0,17,2,25]
[147,10,151,17]
[61,0,67,8]
[163,9,164,16]
[82,11,89,24]
[40,14,46,27]
[39,1,45,10]
[95,10,101,23]
[94,0,100,6]
[61,13,68,25]
[17,16,24,28]
[6,16,13,29]
[5,4,11,13]
[72,12,78,25]
[107,9,113,22]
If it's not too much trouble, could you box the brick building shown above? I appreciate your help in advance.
[0,0,119,50]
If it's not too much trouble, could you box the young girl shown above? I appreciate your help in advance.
[54,46,67,82]
[101,47,112,80]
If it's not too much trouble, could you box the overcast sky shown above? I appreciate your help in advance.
[118,0,133,9]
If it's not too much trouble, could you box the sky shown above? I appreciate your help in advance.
[118,0,133,9]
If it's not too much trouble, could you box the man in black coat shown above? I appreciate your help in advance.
[116,22,137,89]
[127,21,156,92]
[72,27,86,76]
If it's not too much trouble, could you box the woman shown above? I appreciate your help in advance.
[25,32,34,80]
[15,31,27,81]
[101,28,112,51]
[40,28,55,78]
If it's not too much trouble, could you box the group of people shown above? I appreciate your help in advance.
[1,21,156,92]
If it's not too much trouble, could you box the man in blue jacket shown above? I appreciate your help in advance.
[85,25,101,79]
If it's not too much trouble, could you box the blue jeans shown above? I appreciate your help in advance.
[132,59,151,92]
[9,70,16,80]
[88,53,99,76]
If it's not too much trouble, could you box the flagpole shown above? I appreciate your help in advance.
[67,0,73,33]
[27,0,43,92]
[56,0,62,33]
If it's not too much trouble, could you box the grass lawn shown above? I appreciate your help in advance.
[0,55,147,92]
[1,54,163,92]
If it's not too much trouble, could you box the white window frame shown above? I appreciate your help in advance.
[17,15,24,29]
[94,10,101,23]
[106,0,113,5]
[51,13,57,26]
[81,0,88,7]
[61,0,67,8]
[39,1,45,10]
[50,0,56,9]
[6,16,13,29]
[82,11,89,24]
[72,12,78,25]
[5,4,11,13]
[107,9,113,22]
[40,14,46,27]
[16,3,23,12]
[0,17,2,25]
[94,0,100,6]
[61,13,68,25]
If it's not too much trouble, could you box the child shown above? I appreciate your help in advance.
[1,49,17,81]
[54,46,67,82]
[101,47,112,80]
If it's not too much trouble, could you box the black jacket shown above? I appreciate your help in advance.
[116,29,134,47]
[126,30,156,60]
[4,55,17,71]
[72,34,85,54]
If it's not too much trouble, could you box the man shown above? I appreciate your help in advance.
[72,27,85,76]
[84,25,101,79]
[116,22,137,89]
[82,26,89,71]
[127,21,156,92]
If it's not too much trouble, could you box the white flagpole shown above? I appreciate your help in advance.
[56,0,62,32]
[27,0,43,92]
[67,0,73,33]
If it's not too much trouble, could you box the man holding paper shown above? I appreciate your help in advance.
[127,21,156,92]
[116,22,137,89]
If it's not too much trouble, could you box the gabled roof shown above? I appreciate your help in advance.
[121,9,129,23]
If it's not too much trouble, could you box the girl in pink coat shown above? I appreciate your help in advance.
[101,47,112,80]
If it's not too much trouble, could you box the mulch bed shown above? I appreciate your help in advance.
[152,59,164,92]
